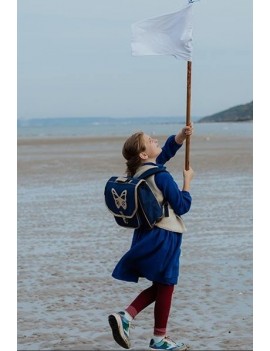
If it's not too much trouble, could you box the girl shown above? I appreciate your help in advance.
[108,126,194,351]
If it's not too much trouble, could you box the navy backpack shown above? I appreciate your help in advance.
[104,166,168,230]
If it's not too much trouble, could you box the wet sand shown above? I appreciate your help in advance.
[17,133,253,350]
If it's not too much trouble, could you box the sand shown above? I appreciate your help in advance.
[17,132,253,350]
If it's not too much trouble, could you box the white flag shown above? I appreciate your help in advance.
[131,4,193,61]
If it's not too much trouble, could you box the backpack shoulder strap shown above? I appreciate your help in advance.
[138,166,167,180]
[138,165,169,217]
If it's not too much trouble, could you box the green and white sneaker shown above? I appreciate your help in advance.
[149,336,189,350]
[108,311,131,349]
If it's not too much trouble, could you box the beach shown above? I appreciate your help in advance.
[17,125,253,350]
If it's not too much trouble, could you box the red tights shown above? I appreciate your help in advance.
[125,282,174,336]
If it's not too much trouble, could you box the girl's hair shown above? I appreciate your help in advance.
[122,132,146,176]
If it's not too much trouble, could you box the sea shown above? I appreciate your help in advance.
[17,116,252,139]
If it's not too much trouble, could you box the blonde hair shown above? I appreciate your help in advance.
[122,132,146,176]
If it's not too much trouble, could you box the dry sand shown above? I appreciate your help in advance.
[17,133,253,350]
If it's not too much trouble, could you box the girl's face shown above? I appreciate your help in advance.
[141,133,162,161]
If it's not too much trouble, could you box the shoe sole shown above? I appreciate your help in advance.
[108,314,130,349]
[149,343,190,350]
[149,347,189,351]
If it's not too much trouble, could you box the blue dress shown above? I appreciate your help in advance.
[112,135,192,285]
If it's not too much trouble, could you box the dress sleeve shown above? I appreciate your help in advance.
[155,171,192,216]
[156,135,183,165]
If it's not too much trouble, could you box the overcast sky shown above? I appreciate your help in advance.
[17,0,253,119]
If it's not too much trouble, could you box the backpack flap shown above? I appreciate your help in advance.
[104,176,145,228]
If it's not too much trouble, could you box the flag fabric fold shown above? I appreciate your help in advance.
[131,4,193,61]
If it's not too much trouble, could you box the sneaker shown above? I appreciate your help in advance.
[149,336,189,350]
[108,311,131,349]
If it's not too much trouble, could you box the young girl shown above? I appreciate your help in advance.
[108,126,194,351]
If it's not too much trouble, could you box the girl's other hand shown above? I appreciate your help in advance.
[183,167,194,182]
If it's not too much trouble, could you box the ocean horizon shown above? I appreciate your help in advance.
[17,116,252,139]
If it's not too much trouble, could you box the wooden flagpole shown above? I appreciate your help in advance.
[185,60,192,171]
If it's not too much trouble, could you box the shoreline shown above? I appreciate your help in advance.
[18,133,252,181]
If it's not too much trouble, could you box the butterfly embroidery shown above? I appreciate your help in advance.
[111,188,127,210]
